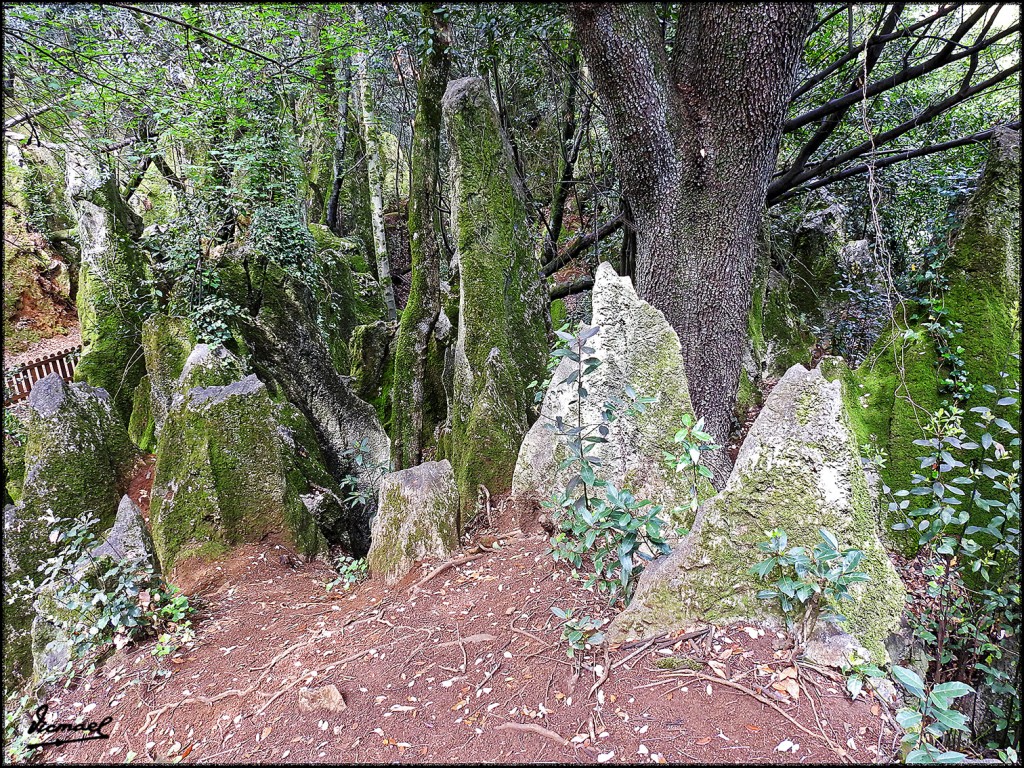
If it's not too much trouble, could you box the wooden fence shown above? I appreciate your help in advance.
[3,346,83,405]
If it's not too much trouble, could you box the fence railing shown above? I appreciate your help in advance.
[4,345,83,405]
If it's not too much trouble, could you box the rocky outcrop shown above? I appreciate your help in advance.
[219,254,390,517]
[65,144,148,423]
[141,314,198,438]
[349,320,396,431]
[611,361,905,663]
[513,262,714,528]
[442,75,548,528]
[32,495,159,681]
[3,375,138,690]
[150,363,330,571]
[367,460,459,585]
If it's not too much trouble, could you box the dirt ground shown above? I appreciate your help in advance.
[3,326,81,370]
[25,481,902,766]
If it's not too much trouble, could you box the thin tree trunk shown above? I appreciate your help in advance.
[390,3,451,469]
[571,4,814,485]
[327,56,351,235]
[354,6,398,322]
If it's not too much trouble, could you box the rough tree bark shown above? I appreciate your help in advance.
[390,3,451,470]
[570,4,815,485]
[354,5,398,321]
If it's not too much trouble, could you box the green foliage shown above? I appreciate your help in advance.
[663,412,720,522]
[326,554,368,592]
[893,665,975,764]
[30,511,194,678]
[550,606,606,659]
[542,325,669,609]
[3,693,35,764]
[873,371,1020,757]
[750,528,870,645]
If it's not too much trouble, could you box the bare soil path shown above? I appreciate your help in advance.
[32,508,896,765]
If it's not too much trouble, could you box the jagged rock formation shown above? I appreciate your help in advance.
[512,262,714,528]
[441,75,548,528]
[367,460,459,585]
[65,144,148,423]
[148,347,332,570]
[611,361,905,663]
[3,375,138,689]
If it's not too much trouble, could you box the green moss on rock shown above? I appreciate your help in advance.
[128,374,156,452]
[367,460,459,584]
[349,321,396,431]
[149,372,328,572]
[612,362,905,664]
[442,76,549,527]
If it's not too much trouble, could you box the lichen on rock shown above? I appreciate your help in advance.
[513,262,715,530]
[611,360,905,664]
[367,460,459,585]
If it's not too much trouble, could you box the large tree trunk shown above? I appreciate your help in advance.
[571,4,814,485]
[390,3,451,470]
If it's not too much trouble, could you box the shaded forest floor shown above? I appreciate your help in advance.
[30,485,899,765]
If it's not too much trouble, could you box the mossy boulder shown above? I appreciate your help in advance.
[218,253,390,520]
[367,460,459,585]
[611,361,905,664]
[21,374,139,529]
[349,321,395,430]
[3,419,27,503]
[141,314,198,436]
[128,374,156,452]
[150,370,329,572]
[66,146,149,424]
[3,375,137,691]
[513,262,715,530]
[442,76,549,528]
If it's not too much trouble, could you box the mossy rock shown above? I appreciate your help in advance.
[442,76,549,527]
[349,321,396,431]
[142,314,198,436]
[128,374,156,452]
[612,361,905,664]
[216,252,390,515]
[150,373,328,572]
[3,422,27,503]
[3,376,137,691]
[21,374,139,530]
[367,460,459,585]
[67,147,149,424]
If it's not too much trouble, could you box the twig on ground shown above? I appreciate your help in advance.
[495,721,569,746]
[254,671,314,718]
[662,670,849,761]
[589,645,611,698]
[408,551,486,596]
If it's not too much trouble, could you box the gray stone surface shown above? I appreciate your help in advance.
[609,360,905,663]
[512,261,711,529]
[367,460,459,586]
